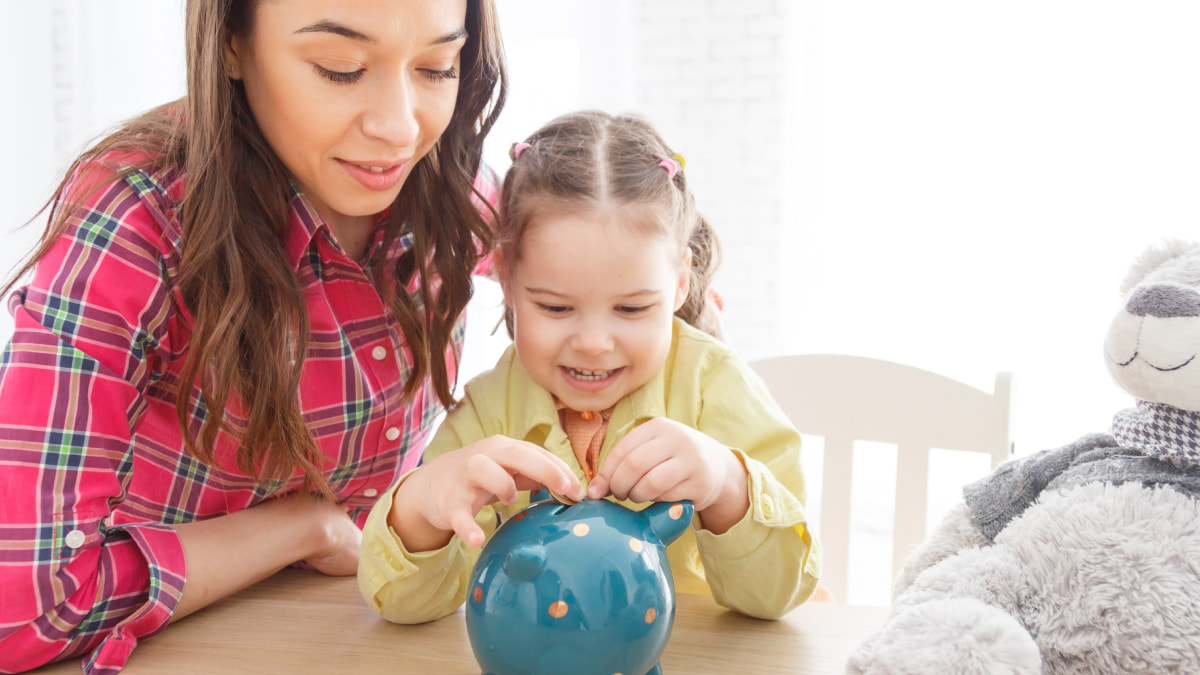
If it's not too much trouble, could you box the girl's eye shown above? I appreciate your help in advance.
[537,303,570,314]
[617,305,650,315]
[422,67,459,82]
[315,65,364,85]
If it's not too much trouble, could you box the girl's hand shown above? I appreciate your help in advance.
[587,418,750,534]
[301,498,363,576]
[389,436,584,551]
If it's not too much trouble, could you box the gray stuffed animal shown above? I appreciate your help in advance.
[847,239,1200,674]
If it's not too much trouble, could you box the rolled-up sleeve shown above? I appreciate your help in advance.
[0,170,187,674]
[690,353,822,620]
[358,388,499,625]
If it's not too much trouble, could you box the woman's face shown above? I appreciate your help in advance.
[225,0,467,236]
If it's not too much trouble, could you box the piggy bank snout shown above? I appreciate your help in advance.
[503,543,546,582]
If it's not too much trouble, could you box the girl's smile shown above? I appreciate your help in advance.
[561,366,625,394]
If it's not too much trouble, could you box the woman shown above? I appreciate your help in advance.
[0,0,504,671]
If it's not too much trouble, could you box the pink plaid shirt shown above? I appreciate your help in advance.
[0,157,498,674]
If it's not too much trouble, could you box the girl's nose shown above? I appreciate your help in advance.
[361,74,420,148]
[571,322,614,354]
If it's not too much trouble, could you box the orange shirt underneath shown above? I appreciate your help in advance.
[556,402,616,480]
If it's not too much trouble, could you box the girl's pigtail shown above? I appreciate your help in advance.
[676,213,724,340]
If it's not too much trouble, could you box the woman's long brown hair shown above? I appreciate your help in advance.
[1,0,506,496]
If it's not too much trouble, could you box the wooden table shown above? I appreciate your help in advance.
[35,569,888,674]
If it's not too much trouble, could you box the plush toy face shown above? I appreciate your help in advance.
[1104,240,1200,411]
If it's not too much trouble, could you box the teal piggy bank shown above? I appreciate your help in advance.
[464,497,694,675]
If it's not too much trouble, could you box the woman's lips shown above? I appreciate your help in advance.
[338,159,407,191]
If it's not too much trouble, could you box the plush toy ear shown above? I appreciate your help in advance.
[1120,239,1200,296]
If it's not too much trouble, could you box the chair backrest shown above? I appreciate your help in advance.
[748,354,1013,603]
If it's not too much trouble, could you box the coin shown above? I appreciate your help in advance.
[548,488,578,506]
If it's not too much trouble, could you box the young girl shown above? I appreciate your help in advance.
[0,0,505,671]
[359,110,821,624]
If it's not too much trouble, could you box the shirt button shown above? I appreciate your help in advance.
[371,345,388,361]
[364,488,379,498]
[385,427,401,441]
[64,529,86,549]
[760,495,776,520]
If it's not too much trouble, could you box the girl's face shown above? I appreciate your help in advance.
[500,207,690,413]
[225,0,467,237]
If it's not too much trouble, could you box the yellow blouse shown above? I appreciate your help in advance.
[358,319,821,624]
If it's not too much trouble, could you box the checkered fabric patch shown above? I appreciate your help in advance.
[1112,401,1200,469]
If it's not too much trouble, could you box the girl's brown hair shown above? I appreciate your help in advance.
[497,110,721,337]
[2,0,506,495]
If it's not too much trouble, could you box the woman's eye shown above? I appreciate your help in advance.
[314,65,364,85]
[422,67,459,82]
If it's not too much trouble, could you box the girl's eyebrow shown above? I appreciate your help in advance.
[526,287,659,299]
[524,287,567,297]
[295,21,469,46]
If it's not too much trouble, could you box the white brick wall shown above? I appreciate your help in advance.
[629,0,795,358]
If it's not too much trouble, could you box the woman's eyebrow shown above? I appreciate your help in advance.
[434,28,469,45]
[295,21,468,46]
[295,20,372,43]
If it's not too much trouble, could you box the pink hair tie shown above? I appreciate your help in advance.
[510,142,532,161]
[658,153,686,178]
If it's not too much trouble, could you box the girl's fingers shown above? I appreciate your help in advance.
[449,509,486,547]
[625,458,690,504]
[600,437,674,502]
[487,439,583,500]
[589,423,653,499]
[466,454,522,506]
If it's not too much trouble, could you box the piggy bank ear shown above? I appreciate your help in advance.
[503,543,546,582]
[643,500,694,546]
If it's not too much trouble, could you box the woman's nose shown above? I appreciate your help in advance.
[1124,282,1200,318]
[361,74,420,148]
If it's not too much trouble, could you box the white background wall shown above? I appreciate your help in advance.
[3,1,1199,604]
[0,1,186,339]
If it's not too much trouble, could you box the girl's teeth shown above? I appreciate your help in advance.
[569,368,611,381]
[357,165,386,173]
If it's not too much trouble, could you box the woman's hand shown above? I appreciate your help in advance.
[301,498,364,576]
[173,493,364,620]
[388,436,584,551]
[586,418,750,534]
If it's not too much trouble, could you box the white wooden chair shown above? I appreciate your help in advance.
[749,354,1013,603]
